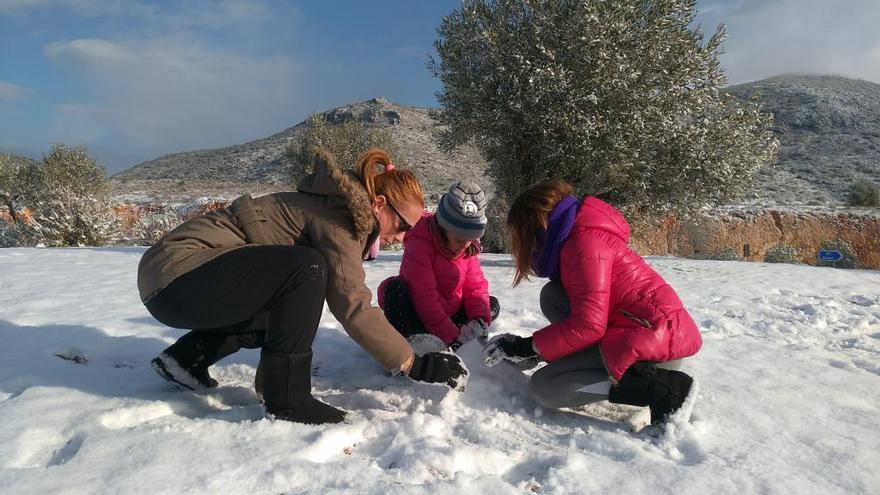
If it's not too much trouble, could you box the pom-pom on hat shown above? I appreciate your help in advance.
[435,181,488,240]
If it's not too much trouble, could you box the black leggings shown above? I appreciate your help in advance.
[381,277,499,338]
[145,245,327,355]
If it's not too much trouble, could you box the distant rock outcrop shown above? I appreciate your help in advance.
[112,98,489,204]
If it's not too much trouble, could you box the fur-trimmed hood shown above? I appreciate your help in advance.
[296,149,377,243]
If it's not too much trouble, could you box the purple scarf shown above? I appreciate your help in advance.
[532,196,579,280]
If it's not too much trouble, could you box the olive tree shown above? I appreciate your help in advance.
[31,144,119,247]
[430,0,778,211]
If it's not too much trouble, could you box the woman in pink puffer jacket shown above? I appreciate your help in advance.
[483,180,702,426]
[378,182,499,349]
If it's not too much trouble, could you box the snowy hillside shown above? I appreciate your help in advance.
[1,249,878,494]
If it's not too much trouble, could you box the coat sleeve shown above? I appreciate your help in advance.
[462,256,492,324]
[532,231,613,362]
[400,235,461,344]
[314,219,413,371]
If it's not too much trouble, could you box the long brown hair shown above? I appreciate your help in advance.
[507,180,574,286]
[356,148,424,209]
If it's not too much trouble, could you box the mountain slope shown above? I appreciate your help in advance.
[727,75,880,205]
[113,76,880,207]
[113,98,489,203]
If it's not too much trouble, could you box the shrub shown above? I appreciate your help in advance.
[133,209,182,246]
[764,245,800,264]
[707,247,742,261]
[285,114,405,184]
[0,153,41,225]
[848,180,879,207]
[0,219,39,248]
[33,190,119,247]
[30,144,120,247]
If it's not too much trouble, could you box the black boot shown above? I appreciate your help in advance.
[260,349,346,425]
[489,296,501,321]
[608,362,693,425]
[152,330,264,391]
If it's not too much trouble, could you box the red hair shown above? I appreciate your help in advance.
[356,149,424,209]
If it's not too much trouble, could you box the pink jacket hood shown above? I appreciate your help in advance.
[575,196,631,243]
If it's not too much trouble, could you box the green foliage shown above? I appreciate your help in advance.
[431,0,778,211]
[33,192,119,247]
[133,209,182,246]
[764,245,800,264]
[39,143,111,199]
[285,113,405,183]
[847,179,879,207]
[31,144,119,247]
[481,195,511,253]
[0,219,39,248]
[0,153,42,222]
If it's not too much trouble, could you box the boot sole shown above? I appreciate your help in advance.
[151,354,202,391]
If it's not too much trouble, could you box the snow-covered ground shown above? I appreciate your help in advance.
[0,248,878,494]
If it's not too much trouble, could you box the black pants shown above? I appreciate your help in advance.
[529,279,682,409]
[145,245,327,356]
[381,277,499,338]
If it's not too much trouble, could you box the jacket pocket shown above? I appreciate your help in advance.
[620,310,653,329]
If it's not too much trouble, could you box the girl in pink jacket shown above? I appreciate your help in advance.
[483,180,701,426]
[378,182,499,349]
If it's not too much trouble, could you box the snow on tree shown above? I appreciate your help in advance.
[285,113,405,183]
[430,0,779,212]
[133,209,183,246]
[0,153,41,224]
[0,219,26,248]
[1,154,42,247]
[30,144,119,247]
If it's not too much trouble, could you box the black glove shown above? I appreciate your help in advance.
[407,351,469,391]
[482,334,539,367]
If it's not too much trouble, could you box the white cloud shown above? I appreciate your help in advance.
[0,0,288,27]
[0,80,33,100]
[0,0,155,17]
[44,36,301,154]
[697,0,880,84]
[0,0,47,10]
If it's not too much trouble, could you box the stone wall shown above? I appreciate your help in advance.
[3,203,878,269]
[630,209,880,269]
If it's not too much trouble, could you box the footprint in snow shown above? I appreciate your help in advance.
[1,427,83,469]
[100,402,174,430]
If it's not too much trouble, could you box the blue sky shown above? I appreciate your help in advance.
[2,0,879,174]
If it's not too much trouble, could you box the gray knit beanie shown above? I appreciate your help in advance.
[436,181,488,239]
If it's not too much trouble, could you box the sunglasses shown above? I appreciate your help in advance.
[386,201,413,233]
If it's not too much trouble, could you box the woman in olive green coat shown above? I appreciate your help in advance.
[138,149,468,424]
